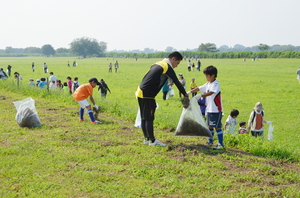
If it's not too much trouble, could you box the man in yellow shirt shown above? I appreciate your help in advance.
[73,78,102,124]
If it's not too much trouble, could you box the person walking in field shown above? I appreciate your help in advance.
[197,59,201,71]
[73,78,102,124]
[32,62,35,72]
[187,65,224,150]
[296,66,300,84]
[187,59,192,71]
[43,62,48,73]
[114,61,119,73]
[108,63,112,73]
[247,102,271,138]
[136,51,189,147]
[98,79,111,98]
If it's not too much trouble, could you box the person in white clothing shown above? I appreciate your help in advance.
[49,72,57,90]
[296,67,300,84]
[187,65,224,150]
[224,109,239,135]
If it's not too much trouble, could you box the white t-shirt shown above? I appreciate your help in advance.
[49,75,57,89]
[225,115,238,133]
[199,79,223,113]
[297,69,300,79]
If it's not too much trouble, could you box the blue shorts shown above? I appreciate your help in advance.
[206,112,222,128]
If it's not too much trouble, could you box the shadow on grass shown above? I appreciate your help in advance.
[165,142,262,158]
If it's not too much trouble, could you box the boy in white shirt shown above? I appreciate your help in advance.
[187,65,224,150]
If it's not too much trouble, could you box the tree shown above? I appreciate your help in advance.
[258,43,270,51]
[198,43,218,52]
[165,46,176,52]
[69,37,106,58]
[56,47,70,53]
[23,47,41,54]
[41,44,56,56]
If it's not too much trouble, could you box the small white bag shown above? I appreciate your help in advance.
[134,107,141,128]
[134,103,159,128]
[268,124,274,141]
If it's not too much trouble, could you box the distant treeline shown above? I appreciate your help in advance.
[1,51,300,59]
[105,50,300,59]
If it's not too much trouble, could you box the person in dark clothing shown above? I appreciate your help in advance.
[136,51,189,147]
[98,79,111,98]
[7,65,12,77]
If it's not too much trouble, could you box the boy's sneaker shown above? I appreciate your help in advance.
[213,144,225,150]
[91,120,102,124]
[143,139,150,145]
[79,119,84,122]
[149,139,166,147]
[205,142,213,147]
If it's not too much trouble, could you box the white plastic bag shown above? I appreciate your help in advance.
[13,97,41,128]
[166,86,174,100]
[175,97,212,137]
[268,124,274,141]
[134,107,141,128]
[134,103,159,128]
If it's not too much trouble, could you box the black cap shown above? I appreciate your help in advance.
[89,78,100,85]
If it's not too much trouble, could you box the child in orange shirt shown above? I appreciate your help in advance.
[73,78,102,124]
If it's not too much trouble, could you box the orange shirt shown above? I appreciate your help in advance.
[73,83,93,101]
[255,113,263,130]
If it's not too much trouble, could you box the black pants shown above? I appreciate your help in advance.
[138,98,156,141]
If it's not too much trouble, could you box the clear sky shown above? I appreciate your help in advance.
[1,0,299,51]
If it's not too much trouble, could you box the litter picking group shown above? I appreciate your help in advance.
[12,51,273,150]
[135,51,273,150]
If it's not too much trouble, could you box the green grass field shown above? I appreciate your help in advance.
[0,57,300,197]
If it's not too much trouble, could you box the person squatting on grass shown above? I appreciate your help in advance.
[136,51,188,147]
[73,78,102,124]
[187,65,224,150]
[247,102,271,139]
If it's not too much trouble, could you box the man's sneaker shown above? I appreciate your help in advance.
[205,142,213,147]
[91,120,102,124]
[149,139,166,147]
[79,119,84,122]
[213,144,225,150]
[143,139,150,145]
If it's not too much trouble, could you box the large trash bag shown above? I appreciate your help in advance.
[175,97,212,138]
[13,97,41,128]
